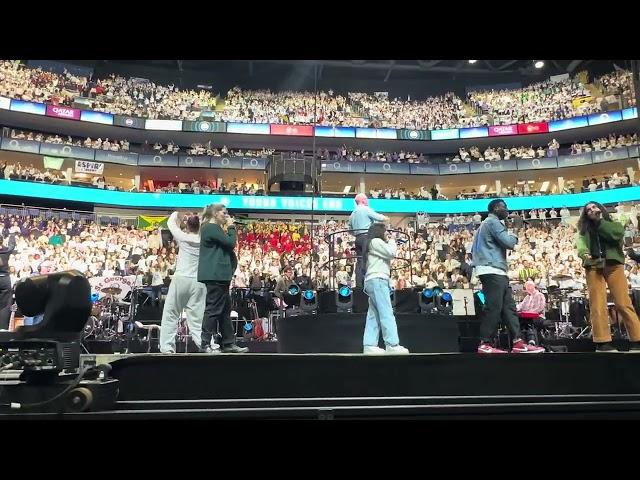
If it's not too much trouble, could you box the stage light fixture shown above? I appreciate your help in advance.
[336,286,353,312]
[468,60,477,64]
[419,287,436,313]
[534,60,544,69]
[301,289,318,313]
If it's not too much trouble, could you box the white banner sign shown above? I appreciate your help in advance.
[89,275,135,301]
[75,160,104,175]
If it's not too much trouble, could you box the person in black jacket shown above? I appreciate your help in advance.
[0,234,16,330]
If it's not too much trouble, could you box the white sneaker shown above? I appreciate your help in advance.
[385,345,410,355]
[363,346,386,355]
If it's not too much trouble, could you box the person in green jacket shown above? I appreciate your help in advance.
[576,201,640,352]
[198,203,248,354]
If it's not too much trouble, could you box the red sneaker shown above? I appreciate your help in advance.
[478,343,508,354]
[511,340,545,353]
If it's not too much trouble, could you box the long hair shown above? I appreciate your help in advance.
[362,222,387,268]
[200,203,225,234]
[577,201,612,235]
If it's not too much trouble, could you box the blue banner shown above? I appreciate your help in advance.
[138,154,179,167]
[314,126,356,138]
[10,99,46,115]
[622,107,638,120]
[431,128,459,140]
[226,123,270,135]
[587,111,622,126]
[459,127,489,139]
[516,157,558,170]
[334,127,356,138]
[80,110,114,125]
[94,150,138,166]
[39,143,95,160]
[1,137,40,153]
[409,164,440,175]
[557,154,592,168]
[438,163,470,175]
[592,147,630,164]
[548,116,589,131]
[355,128,396,139]
[211,156,243,169]
[320,161,366,173]
[364,162,411,174]
[178,155,212,168]
[242,157,267,170]
[469,159,518,173]
[4,179,640,213]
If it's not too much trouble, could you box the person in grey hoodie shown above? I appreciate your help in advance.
[361,222,409,355]
[159,211,216,354]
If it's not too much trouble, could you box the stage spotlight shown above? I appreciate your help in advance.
[468,60,477,64]
[283,284,302,313]
[419,287,436,314]
[301,289,318,313]
[534,60,544,69]
[288,285,301,296]
[439,291,453,315]
[336,286,353,312]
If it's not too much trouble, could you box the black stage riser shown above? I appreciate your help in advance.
[109,353,640,402]
[276,313,461,353]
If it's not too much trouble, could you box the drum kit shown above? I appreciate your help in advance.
[84,286,134,340]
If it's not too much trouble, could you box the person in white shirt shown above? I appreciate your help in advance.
[159,211,214,354]
[362,222,409,355]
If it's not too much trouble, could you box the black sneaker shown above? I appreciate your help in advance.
[595,342,619,353]
[627,341,640,353]
[221,344,249,354]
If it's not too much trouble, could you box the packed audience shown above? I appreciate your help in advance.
[0,61,635,129]
[597,70,636,106]
[10,129,130,152]
[467,77,597,125]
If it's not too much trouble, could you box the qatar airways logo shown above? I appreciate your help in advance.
[494,125,514,135]
[47,105,79,119]
[492,125,517,135]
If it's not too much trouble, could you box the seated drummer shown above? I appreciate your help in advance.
[516,281,547,344]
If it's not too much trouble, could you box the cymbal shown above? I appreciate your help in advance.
[101,286,122,295]
[552,274,573,280]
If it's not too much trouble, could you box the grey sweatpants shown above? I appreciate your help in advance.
[159,275,207,353]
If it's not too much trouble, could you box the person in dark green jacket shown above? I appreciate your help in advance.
[576,201,640,352]
[198,203,248,354]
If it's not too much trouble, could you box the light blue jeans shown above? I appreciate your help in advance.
[363,277,400,348]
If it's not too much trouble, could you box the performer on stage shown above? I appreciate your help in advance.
[471,199,545,353]
[362,222,409,355]
[0,233,16,330]
[348,193,388,288]
[159,211,214,354]
[576,201,640,352]
[198,204,248,354]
